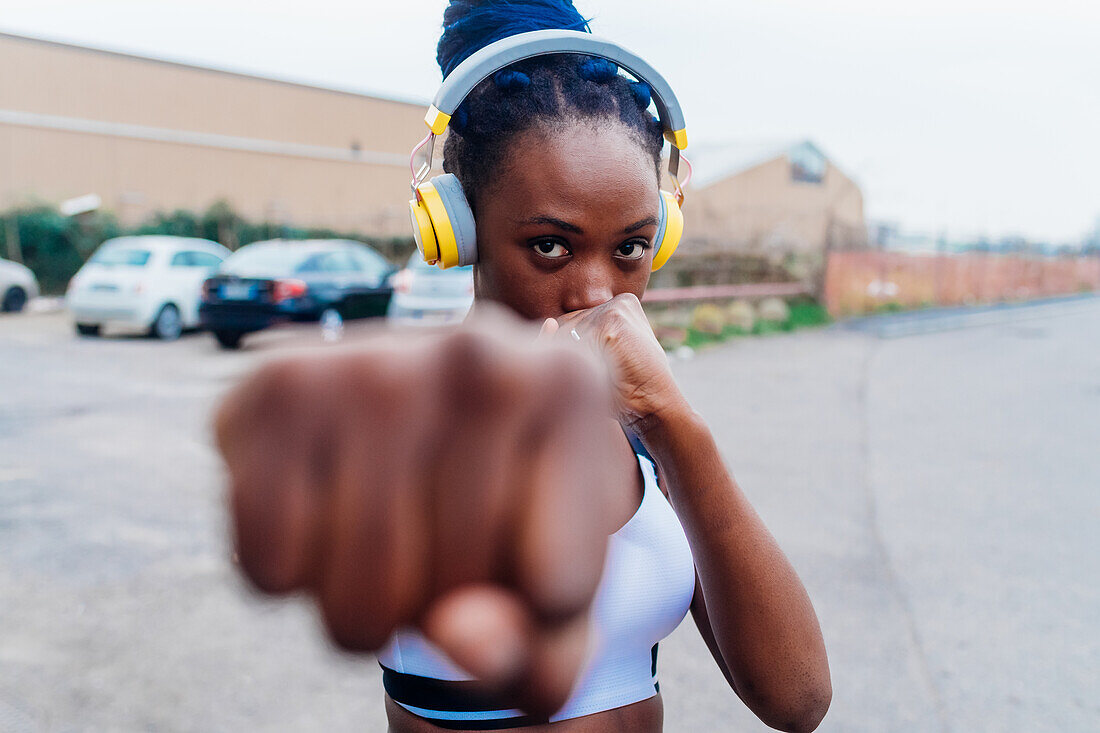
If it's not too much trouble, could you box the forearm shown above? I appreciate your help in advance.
[635,406,831,732]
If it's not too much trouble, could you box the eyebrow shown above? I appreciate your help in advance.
[515,215,660,235]
[516,215,584,234]
[623,216,659,233]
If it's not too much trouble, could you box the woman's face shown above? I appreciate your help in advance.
[471,121,660,320]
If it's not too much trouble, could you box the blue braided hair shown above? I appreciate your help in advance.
[436,0,664,209]
[437,0,591,78]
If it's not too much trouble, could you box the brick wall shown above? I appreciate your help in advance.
[824,251,1100,316]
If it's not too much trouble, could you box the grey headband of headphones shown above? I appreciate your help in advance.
[432,29,687,147]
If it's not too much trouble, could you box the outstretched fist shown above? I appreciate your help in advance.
[214,314,631,714]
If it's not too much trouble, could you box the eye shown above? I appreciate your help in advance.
[615,240,649,260]
[530,239,571,259]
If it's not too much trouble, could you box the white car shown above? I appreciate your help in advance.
[0,256,40,313]
[67,236,231,339]
[386,252,474,325]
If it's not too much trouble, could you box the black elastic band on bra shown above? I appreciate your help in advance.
[651,643,660,693]
[403,713,550,731]
[382,666,512,712]
[382,665,551,729]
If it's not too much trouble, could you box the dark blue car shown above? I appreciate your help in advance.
[200,239,395,349]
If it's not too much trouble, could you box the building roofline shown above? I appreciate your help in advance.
[0,108,410,167]
[687,139,843,189]
[0,29,430,108]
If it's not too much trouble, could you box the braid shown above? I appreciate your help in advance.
[437,0,591,77]
[436,1,665,209]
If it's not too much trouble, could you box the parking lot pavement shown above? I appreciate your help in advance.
[2,303,1098,732]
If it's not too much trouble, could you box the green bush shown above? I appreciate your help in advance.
[1,206,122,294]
[786,298,832,329]
[1,200,415,294]
[725,300,756,332]
[690,303,726,335]
[757,296,791,324]
[676,297,830,351]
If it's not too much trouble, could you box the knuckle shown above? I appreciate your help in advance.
[609,296,643,326]
[238,358,316,422]
[440,329,495,373]
[337,355,405,419]
[254,356,310,395]
[444,332,532,413]
[613,292,642,310]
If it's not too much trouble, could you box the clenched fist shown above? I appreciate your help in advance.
[214,316,632,713]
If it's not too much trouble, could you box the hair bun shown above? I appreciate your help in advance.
[578,57,618,83]
[629,81,652,109]
[437,0,591,79]
[493,69,532,92]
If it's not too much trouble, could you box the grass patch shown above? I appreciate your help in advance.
[678,299,832,350]
[683,324,753,348]
[754,320,787,335]
[683,329,723,349]
[787,298,833,329]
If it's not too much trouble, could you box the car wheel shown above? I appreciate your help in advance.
[151,304,182,341]
[213,330,243,349]
[75,323,101,337]
[2,286,27,313]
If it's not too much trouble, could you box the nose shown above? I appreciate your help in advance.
[561,261,615,313]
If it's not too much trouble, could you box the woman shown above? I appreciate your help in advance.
[215,2,831,731]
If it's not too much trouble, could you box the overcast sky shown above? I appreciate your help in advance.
[2,0,1098,242]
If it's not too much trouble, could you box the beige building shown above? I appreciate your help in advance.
[682,140,866,255]
[1,32,865,253]
[0,32,429,236]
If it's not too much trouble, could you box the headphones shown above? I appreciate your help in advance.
[409,29,689,271]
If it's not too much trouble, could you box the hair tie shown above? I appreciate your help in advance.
[578,57,618,83]
[493,69,531,93]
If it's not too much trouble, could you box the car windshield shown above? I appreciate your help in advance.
[220,247,315,277]
[89,248,152,267]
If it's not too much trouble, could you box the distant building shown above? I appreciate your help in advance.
[681,140,866,255]
[0,32,427,236]
[1,32,868,253]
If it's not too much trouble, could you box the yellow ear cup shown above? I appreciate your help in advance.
[416,181,461,269]
[651,190,683,272]
[409,197,439,264]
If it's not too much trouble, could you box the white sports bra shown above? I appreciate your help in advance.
[378,453,697,728]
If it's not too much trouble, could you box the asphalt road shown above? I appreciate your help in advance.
[1,302,1097,732]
